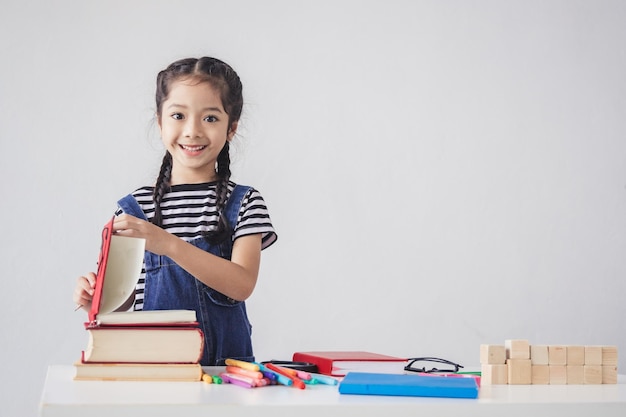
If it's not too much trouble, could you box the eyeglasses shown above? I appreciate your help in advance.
[404,357,464,374]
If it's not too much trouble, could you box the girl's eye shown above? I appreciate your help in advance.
[204,115,218,123]
[171,113,184,120]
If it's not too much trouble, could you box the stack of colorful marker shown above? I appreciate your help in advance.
[201,358,339,389]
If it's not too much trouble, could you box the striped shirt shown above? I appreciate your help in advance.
[114,181,277,311]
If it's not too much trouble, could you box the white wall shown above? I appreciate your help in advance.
[1,1,625,415]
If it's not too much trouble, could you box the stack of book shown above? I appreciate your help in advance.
[74,217,204,381]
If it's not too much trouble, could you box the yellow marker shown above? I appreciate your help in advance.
[224,358,260,372]
[202,373,213,384]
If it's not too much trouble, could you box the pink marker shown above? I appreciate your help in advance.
[295,369,312,380]
[219,372,255,388]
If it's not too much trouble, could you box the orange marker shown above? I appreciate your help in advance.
[265,363,306,389]
[225,365,263,380]
[275,366,297,377]
[272,365,312,381]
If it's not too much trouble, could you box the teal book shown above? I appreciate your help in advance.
[338,372,479,399]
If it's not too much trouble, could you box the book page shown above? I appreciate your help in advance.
[99,235,145,314]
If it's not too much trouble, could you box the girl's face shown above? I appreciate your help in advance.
[158,79,237,185]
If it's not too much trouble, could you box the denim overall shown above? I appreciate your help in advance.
[117,185,254,366]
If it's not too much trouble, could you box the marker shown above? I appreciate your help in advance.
[220,372,254,388]
[303,378,318,385]
[225,358,260,372]
[221,372,257,385]
[275,366,297,377]
[212,375,223,384]
[265,363,306,389]
[309,372,339,385]
[225,365,263,380]
[254,377,271,387]
[202,373,213,384]
[267,365,313,381]
[274,365,312,381]
[295,369,313,380]
[255,363,292,386]
[261,370,278,381]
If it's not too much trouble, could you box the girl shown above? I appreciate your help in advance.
[73,57,277,365]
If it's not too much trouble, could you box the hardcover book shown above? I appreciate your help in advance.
[74,361,202,381]
[82,326,204,364]
[292,351,407,376]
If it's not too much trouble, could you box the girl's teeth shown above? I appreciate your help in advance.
[182,145,205,151]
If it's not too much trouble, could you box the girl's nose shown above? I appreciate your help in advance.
[184,119,202,138]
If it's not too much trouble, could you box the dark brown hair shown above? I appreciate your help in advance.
[152,57,243,244]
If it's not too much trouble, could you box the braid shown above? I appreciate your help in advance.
[206,143,232,244]
[152,152,172,227]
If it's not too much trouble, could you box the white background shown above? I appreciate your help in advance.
[1,1,625,416]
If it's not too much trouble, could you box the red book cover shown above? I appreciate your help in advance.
[88,216,115,324]
[292,351,407,376]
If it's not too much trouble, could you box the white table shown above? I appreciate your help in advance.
[39,365,626,417]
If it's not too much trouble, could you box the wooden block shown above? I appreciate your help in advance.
[566,365,584,384]
[602,365,618,384]
[507,359,531,385]
[505,339,530,359]
[548,345,567,365]
[583,365,602,384]
[585,346,602,365]
[481,364,508,384]
[531,365,549,385]
[480,344,506,364]
[602,346,618,366]
[567,346,585,366]
[530,345,549,365]
[549,365,567,385]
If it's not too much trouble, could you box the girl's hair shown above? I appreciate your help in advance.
[152,57,244,244]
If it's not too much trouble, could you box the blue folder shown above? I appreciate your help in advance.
[338,372,479,399]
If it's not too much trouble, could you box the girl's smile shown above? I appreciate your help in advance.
[180,144,208,155]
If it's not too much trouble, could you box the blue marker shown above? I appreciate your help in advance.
[261,371,277,381]
[309,372,339,385]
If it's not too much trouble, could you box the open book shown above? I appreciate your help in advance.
[87,216,197,327]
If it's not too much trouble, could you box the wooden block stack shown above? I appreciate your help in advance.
[480,339,618,385]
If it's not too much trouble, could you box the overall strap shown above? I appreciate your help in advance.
[117,194,148,220]
[223,185,251,232]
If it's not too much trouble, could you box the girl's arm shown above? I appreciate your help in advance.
[113,214,262,301]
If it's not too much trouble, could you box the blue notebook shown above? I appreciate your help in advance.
[338,372,479,399]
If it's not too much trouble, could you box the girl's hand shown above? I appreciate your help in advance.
[73,272,96,311]
[112,214,174,255]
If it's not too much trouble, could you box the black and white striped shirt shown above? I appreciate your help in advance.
[115,181,277,310]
